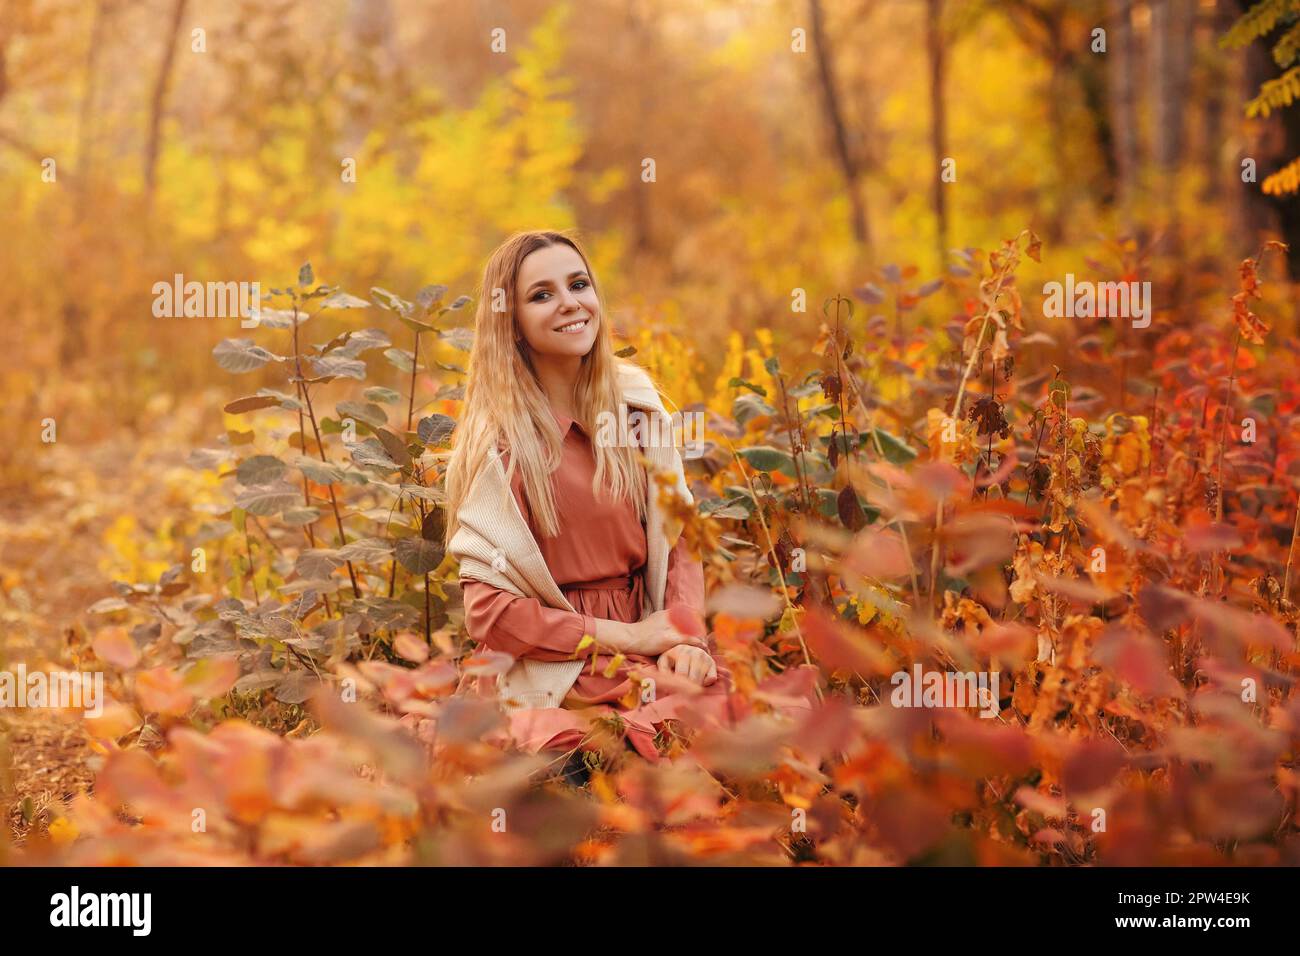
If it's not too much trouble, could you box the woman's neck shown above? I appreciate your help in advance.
[531,353,583,419]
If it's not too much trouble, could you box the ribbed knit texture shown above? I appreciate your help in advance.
[449,362,693,711]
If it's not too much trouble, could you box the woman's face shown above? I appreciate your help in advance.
[513,243,600,359]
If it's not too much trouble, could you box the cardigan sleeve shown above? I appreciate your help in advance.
[461,444,597,661]
[461,579,598,661]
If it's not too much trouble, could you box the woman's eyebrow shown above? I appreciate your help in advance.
[525,271,588,293]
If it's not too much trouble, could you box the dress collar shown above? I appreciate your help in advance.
[550,406,584,437]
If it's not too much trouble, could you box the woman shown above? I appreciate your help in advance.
[442,230,733,763]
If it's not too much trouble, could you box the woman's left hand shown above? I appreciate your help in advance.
[657,644,717,686]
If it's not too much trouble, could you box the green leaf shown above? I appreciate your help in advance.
[349,437,400,471]
[363,386,402,405]
[866,428,917,464]
[374,427,413,468]
[417,414,456,446]
[739,446,798,477]
[708,503,751,519]
[274,669,319,704]
[298,262,314,287]
[813,487,879,523]
[337,537,395,562]
[370,286,414,318]
[214,338,282,373]
[439,327,474,352]
[294,456,344,485]
[281,507,321,526]
[336,400,388,429]
[308,354,366,380]
[728,376,768,397]
[236,455,287,485]
[420,508,446,542]
[295,548,344,579]
[395,537,445,575]
[320,291,370,309]
[398,314,436,334]
[733,392,778,426]
[816,428,917,465]
[329,328,391,358]
[615,345,637,358]
[416,284,448,310]
[699,494,753,518]
[400,484,445,504]
[763,356,781,377]
[235,481,300,516]
[252,308,304,329]
[383,347,416,373]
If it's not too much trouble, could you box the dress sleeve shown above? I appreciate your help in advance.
[461,445,598,661]
[663,533,705,617]
[461,580,598,661]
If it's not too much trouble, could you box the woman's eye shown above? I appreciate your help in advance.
[532,281,587,302]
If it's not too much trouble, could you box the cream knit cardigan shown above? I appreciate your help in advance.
[449,362,693,711]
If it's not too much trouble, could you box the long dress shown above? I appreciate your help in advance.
[456,405,734,762]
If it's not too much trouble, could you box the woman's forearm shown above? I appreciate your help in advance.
[593,616,635,653]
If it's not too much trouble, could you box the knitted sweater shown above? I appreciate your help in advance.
[448,362,693,711]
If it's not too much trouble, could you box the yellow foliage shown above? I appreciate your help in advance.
[48,816,79,846]
[1263,156,1300,196]
[99,514,173,583]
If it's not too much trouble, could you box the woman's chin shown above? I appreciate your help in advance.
[537,334,596,357]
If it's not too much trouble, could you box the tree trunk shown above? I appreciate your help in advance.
[1108,0,1138,225]
[1151,0,1193,170]
[75,0,110,214]
[926,0,948,270]
[808,0,870,251]
[142,0,189,206]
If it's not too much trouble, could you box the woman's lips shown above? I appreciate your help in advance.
[555,317,590,333]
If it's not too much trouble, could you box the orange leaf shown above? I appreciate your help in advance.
[668,604,706,639]
[135,666,194,716]
[92,626,140,670]
[182,657,241,699]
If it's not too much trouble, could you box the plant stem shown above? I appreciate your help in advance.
[1284,490,1300,603]
[724,436,819,689]
[291,300,361,599]
[1211,329,1242,595]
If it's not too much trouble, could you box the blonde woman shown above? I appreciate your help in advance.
[443,230,733,763]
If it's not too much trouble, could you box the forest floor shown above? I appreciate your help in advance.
[0,398,217,848]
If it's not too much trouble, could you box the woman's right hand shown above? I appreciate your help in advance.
[605,610,708,657]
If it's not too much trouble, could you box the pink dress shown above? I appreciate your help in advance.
[457,406,733,761]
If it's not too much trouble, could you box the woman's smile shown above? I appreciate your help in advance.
[554,316,590,333]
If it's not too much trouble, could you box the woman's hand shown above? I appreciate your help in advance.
[657,644,717,686]
[600,610,707,657]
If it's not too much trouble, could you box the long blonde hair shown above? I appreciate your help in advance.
[443,230,650,544]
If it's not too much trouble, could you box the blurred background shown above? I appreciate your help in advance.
[0,0,1291,447]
